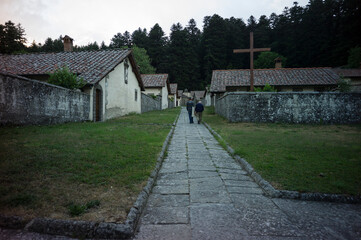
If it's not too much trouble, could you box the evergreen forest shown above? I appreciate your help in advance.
[1,0,360,90]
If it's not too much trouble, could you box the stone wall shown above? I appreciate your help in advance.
[0,72,90,125]
[215,92,361,124]
[168,98,174,109]
[141,93,161,113]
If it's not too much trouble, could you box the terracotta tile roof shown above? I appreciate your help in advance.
[177,90,183,97]
[141,74,168,87]
[193,90,206,99]
[332,68,361,77]
[210,68,340,92]
[0,49,144,88]
[170,83,178,95]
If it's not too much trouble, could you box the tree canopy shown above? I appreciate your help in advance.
[254,52,287,69]
[2,0,360,91]
[0,21,26,54]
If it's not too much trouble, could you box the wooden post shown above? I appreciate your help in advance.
[233,32,271,91]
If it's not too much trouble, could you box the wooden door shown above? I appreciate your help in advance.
[96,89,101,121]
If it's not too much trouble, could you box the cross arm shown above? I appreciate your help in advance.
[253,48,271,52]
[233,48,271,53]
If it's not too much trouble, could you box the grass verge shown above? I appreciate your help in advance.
[0,108,180,223]
[204,107,361,195]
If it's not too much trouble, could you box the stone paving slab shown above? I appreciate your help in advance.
[224,179,259,187]
[134,108,361,240]
[134,224,191,240]
[157,172,188,181]
[220,172,253,181]
[141,207,189,224]
[190,204,248,240]
[227,186,264,194]
[155,178,188,186]
[188,170,219,179]
[218,168,248,175]
[272,198,361,239]
[147,194,189,208]
[152,185,189,195]
[190,189,231,204]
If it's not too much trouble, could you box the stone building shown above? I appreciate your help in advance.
[169,83,178,107]
[192,90,206,104]
[0,38,144,121]
[210,67,341,105]
[177,90,183,106]
[141,74,170,110]
[332,68,361,92]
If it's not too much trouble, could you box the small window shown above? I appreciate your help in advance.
[135,89,138,101]
[124,59,129,84]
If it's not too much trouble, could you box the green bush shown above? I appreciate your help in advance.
[68,200,100,217]
[254,83,277,92]
[48,66,85,89]
[338,78,351,92]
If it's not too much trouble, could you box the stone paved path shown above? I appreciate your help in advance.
[134,108,361,240]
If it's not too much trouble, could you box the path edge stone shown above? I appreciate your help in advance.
[203,122,361,204]
[0,110,181,239]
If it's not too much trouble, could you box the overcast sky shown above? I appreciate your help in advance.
[0,0,309,46]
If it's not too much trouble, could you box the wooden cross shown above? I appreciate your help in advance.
[233,32,271,91]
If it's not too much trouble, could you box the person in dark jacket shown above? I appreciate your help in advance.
[186,98,194,123]
[195,100,204,124]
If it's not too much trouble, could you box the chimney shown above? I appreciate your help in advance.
[62,35,73,52]
[274,57,282,68]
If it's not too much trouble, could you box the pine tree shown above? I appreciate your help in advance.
[131,28,148,49]
[201,14,229,84]
[0,21,27,54]
[147,23,168,73]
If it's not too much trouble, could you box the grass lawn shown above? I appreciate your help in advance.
[0,108,180,223]
[204,107,361,196]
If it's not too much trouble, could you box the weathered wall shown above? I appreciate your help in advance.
[141,93,161,113]
[215,92,361,124]
[0,72,90,125]
[168,98,174,109]
[102,58,141,120]
[161,86,169,109]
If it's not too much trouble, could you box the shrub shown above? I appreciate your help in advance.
[254,83,277,92]
[48,66,85,89]
[338,78,351,92]
[68,200,100,217]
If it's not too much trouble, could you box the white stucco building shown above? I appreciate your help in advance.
[0,42,145,121]
[141,74,170,109]
[169,83,178,107]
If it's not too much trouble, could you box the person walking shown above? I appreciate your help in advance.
[195,100,204,124]
[186,98,194,124]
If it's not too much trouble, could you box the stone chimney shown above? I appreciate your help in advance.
[62,35,73,52]
[275,57,282,69]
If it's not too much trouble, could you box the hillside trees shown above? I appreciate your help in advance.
[2,0,361,90]
[147,24,168,73]
[131,45,156,74]
[0,21,27,54]
[254,52,287,68]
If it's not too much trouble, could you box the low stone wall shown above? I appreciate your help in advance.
[216,92,361,124]
[0,72,90,126]
[168,98,174,109]
[141,93,161,113]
